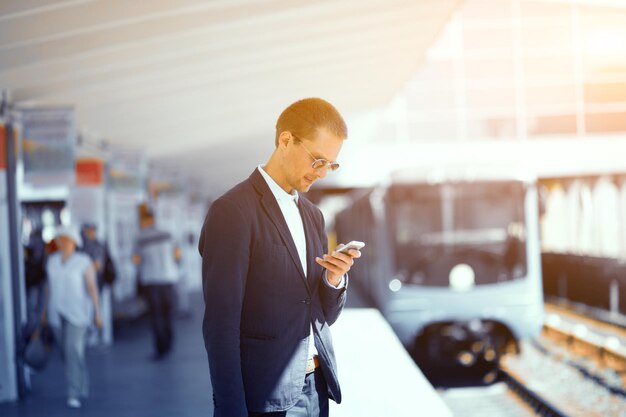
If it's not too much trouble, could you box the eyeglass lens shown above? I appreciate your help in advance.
[312,160,340,171]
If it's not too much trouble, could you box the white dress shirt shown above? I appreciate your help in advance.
[257,166,344,360]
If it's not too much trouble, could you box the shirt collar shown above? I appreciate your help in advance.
[257,165,299,204]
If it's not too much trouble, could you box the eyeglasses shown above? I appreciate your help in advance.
[291,133,340,171]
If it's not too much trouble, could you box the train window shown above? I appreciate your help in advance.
[388,181,528,286]
[394,196,442,245]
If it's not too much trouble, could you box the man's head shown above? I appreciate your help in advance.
[268,98,348,194]
[55,225,82,254]
[138,203,155,229]
[82,223,97,241]
[274,98,348,148]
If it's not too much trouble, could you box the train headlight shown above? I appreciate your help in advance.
[449,263,475,291]
[389,278,402,292]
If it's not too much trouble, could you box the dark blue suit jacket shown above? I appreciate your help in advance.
[199,169,347,416]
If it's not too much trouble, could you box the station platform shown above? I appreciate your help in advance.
[0,288,451,417]
[329,308,452,417]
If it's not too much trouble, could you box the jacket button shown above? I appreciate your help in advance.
[301,298,311,305]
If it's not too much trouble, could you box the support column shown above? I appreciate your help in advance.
[6,123,26,398]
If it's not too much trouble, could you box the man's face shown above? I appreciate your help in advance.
[56,236,76,253]
[85,227,97,241]
[281,128,343,193]
[140,217,154,229]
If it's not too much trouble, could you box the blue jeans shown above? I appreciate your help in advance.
[248,369,329,417]
[53,316,89,399]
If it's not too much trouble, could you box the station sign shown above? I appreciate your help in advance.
[0,123,18,172]
[75,157,105,186]
[18,107,75,186]
[69,156,106,232]
[107,150,145,190]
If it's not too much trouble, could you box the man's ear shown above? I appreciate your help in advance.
[278,131,292,149]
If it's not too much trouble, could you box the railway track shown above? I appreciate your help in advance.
[543,302,626,392]
[439,358,592,417]
[500,368,574,417]
[438,381,540,417]
[444,340,623,417]
[496,303,626,417]
[439,302,626,416]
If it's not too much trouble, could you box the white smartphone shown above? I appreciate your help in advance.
[337,240,365,254]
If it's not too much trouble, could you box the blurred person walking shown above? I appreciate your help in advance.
[199,98,362,417]
[24,226,47,337]
[81,223,116,345]
[133,205,180,360]
[43,225,102,409]
[81,223,115,291]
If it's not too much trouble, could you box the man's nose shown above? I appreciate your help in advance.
[316,167,328,180]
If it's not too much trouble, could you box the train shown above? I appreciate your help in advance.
[334,167,544,382]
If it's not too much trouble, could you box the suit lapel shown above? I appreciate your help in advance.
[251,170,309,290]
[298,198,320,288]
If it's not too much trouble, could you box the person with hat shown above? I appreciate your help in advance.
[43,225,102,409]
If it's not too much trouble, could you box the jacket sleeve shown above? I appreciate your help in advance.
[316,210,348,326]
[199,197,250,417]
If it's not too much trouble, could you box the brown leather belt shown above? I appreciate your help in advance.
[305,356,320,374]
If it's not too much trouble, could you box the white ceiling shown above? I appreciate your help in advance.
[0,0,461,196]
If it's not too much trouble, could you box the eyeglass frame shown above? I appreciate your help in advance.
[290,133,340,171]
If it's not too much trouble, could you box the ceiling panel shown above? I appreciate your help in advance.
[0,0,461,196]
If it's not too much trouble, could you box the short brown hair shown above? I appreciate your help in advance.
[275,98,348,147]
[138,202,154,221]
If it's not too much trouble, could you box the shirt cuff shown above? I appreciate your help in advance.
[323,271,346,289]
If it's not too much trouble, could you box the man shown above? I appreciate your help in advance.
[81,223,105,289]
[24,226,47,337]
[199,98,362,417]
[81,223,116,345]
[133,205,180,360]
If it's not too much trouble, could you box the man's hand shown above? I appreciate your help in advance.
[315,243,362,287]
[95,313,103,329]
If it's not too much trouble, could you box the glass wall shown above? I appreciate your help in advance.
[393,0,626,141]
